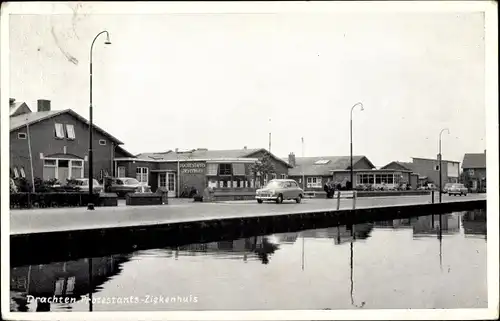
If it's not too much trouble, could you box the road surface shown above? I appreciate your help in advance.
[10,193,486,235]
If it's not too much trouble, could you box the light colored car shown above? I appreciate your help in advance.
[70,178,103,193]
[443,183,454,193]
[448,183,468,196]
[255,179,304,204]
[108,177,151,197]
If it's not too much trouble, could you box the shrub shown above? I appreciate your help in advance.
[10,192,100,209]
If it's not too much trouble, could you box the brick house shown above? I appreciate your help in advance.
[382,158,460,189]
[462,150,486,192]
[9,99,134,186]
[114,147,291,197]
[380,161,420,189]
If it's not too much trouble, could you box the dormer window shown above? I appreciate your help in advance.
[17,133,27,140]
[66,124,75,140]
[99,139,107,146]
[314,159,331,165]
[54,123,65,139]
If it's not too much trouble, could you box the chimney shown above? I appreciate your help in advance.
[9,98,15,105]
[484,149,486,155]
[37,99,51,112]
[288,152,296,167]
[243,146,247,150]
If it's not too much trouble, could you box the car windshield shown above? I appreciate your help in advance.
[122,178,140,185]
[264,181,285,189]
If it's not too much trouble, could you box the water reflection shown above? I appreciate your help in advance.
[10,210,487,311]
[10,255,130,312]
[462,209,487,238]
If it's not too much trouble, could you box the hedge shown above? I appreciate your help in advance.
[10,192,100,209]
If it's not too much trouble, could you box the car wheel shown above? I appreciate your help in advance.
[296,194,302,203]
[448,193,451,196]
[276,194,283,204]
[257,199,263,204]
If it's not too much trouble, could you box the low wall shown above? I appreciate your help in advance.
[11,199,485,267]
[126,193,163,206]
[212,188,257,201]
[305,190,431,199]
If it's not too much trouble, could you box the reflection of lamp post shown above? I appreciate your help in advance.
[350,102,364,190]
[349,225,365,308]
[88,31,111,210]
[438,128,450,203]
[301,233,305,271]
[88,257,93,311]
[438,214,443,271]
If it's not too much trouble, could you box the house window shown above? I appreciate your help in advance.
[13,167,19,178]
[271,173,277,180]
[306,177,322,188]
[468,169,475,176]
[66,124,75,140]
[218,164,232,176]
[117,166,126,178]
[54,123,65,139]
[43,159,57,180]
[99,139,106,146]
[206,163,218,176]
[17,133,27,139]
[136,167,148,184]
[20,167,26,178]
[280,174,287,179]
[70,160,84,178]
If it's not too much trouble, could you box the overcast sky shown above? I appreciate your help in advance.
[8,3,487,166]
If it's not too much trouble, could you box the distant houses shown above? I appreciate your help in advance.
[462,150,486,192]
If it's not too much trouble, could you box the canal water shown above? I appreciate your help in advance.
[10,210,487,311]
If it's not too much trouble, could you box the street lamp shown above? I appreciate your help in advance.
[350,102,364,190]
[88,31,111,210]
[438,128,450,203]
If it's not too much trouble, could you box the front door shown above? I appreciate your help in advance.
[158,172,176,197]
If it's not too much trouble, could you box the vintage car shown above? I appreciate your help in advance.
[448,183,468,196]
[107,177,151,197]
[67,178,103,194]
[255,179,304,204]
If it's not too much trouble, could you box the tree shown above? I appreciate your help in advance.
[249,154,276,187]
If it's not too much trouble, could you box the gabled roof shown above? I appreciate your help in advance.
[9,109,124,144]
[134,148,292,167]
[10,102,32,117]
[287,156,375,176]
[381,161,416,172]
[462,153,486,169]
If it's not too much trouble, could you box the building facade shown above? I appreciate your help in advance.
[9,99,134,185]
[114,148,291,197]
[286,154,412,190]
[462,150,486,192]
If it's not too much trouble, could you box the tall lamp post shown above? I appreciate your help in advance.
[438,128,450,203]
[88,31,111,210]
[350,102,364,190]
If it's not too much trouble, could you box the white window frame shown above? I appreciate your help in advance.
[43,158,85,180]
[99,139,106,146]
[136,167,149,184]
[13,167,19,178]
[70,160,84,179]
[66,124,75,140]
[306,177,322,188]
[54,123,65,139]
[117,166,126,178]
[468,169,475,176]
[280,174,287,179]
[17,133,27,140]
[20,167,26,178]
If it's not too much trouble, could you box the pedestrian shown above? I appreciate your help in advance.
[324,181,330,199]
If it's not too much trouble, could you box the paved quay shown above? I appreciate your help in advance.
[10,193,486,235]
